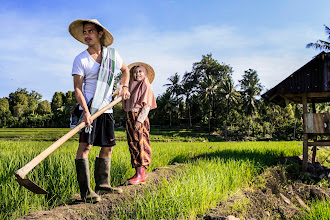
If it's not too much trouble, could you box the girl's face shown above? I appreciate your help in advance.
[133,66,146,82]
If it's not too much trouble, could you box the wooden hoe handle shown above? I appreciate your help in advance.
[15,96,122,179]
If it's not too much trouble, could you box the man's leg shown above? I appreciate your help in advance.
[99,146,113,158]
[75,142,101,202]
[94,146,123,193]
[76,142,92,159]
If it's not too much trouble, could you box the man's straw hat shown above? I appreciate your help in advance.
[69,19,113,46]
[128,62,155,84]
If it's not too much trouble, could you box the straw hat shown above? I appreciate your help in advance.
[69,19,114,46]
[128,62,155,84]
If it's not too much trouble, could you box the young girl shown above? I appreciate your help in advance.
[122,62,157,184]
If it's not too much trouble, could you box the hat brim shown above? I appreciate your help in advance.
[128,62,155,84]
[69,19,114,46]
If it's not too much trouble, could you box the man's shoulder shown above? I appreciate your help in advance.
[74,50,88,60]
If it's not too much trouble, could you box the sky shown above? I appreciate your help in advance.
[1,0,329,101]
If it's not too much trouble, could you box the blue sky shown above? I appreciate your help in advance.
[1,0,329,101]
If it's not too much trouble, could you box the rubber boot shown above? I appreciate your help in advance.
[94,157,123,194]
[128,167,146,185]
[75,158,101,203]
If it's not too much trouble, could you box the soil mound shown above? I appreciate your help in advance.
[204,156,330,220]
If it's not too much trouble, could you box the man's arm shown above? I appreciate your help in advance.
[73,74,93,126]
[119,61,130,100]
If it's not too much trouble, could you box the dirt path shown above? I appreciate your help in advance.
[18,164,183,220]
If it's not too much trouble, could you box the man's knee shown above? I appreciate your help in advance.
[101,146,113,153]
[79,142,92,151]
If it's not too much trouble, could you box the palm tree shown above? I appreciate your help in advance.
[200,74,220,132]
[218,77,240,138]
[163,73,185,124]
[181,72,195,127]
[239,69,263,136]
[157,91,181,127]
[163,73,182,97]
[306,25,330,51]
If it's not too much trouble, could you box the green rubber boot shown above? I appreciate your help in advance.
[94,157,123,194]
[75,158,101,203]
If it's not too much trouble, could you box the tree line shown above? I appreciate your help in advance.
[1,53,329,140]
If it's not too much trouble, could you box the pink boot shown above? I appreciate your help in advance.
[128,167,146,185]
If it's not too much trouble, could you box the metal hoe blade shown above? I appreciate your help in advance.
[15,174,48,194]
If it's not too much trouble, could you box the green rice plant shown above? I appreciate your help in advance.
[0,127,212,142]
[298,199,330,220]
[0,139,303,219]
[112,141,303,219]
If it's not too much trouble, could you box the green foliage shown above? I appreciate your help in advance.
[0,98,11,127]
[306,25,330,52]
[37,100,51,115]
[299,199,330,220]
[0,53,317,141]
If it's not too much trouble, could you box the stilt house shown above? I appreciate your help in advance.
[262,51,330,171]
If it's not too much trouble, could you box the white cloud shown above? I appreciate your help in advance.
[0,11,325,102]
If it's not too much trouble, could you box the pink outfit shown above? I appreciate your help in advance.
[123,77,157,118]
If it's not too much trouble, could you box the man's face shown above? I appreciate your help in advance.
[83,23,103,46]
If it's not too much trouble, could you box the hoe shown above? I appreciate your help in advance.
[14,96,122,194]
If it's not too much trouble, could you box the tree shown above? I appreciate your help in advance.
[181,72,195,127]
[239,69,263,136]
[0,98,11,127]
[218,76,240,138]
[37,100,51,115]
[200,74,220,132]
[164,73,182,96]
[156,91,181,127]
[26,90,42,115]
[51,92,65,112]
[306,25,330,51]
[8,88,29,113]
[189,54,233,132]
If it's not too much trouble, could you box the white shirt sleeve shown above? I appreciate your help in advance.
[72,55,84,76]
[137,105,151,123]
[115,50,123,71]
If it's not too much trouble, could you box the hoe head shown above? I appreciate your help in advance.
[15,173,48,194]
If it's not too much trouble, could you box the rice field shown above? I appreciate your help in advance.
[0,128,328,219]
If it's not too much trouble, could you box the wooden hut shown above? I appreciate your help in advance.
[262,51,330,171]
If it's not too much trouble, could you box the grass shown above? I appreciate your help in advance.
[0,128,328,219]
[0,127,212,142]
[113,142,302,219]
[299,199,330,220]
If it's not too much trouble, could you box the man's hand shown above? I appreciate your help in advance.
[82,111,93,126]
[120,62,130,100]
[135,121,142,131]
[121,86,131,100]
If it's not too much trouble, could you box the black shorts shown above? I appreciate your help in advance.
[79,112,116,147]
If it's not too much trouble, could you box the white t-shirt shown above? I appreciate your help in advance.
[72,49,123,113]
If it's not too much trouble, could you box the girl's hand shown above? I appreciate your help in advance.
[135,121,142,131]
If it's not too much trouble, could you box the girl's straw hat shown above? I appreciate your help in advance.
[69,19,113,46]
[128,62,155,84]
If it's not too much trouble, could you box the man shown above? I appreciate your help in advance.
[69,19,130,202]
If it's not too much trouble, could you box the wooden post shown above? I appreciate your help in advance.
[302,93,308,171]
[311,99,317,164]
